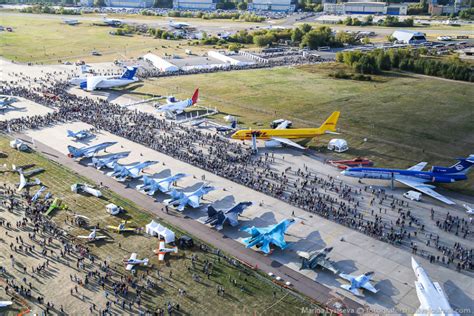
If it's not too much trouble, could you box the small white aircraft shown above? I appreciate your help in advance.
[157,88,199,115]
[124,253,149,271]
[463,204,474,215]
[103,17,123,26]
[69,66,138,91]
[339,271,378,296]
[77,228,107,242]
[169,20,191,29]
[63,19,80,25]
[153,240,178,261]
[0,301,13,308]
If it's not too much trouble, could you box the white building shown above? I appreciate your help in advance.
[324,2,407,15]
[392,30,427,44]
[248,0,296,12]
[172,0,216,10]
[104,0,154,7]
[143,53,180,72]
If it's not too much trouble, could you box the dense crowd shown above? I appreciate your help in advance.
[0,79,472,274]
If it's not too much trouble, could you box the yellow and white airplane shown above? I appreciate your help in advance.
[231,111,340,150]
[107,221,136,233]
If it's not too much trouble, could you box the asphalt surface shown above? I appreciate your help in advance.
[19,134,365,314]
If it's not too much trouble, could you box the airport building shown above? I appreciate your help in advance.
[391,30,427,44]
[172,0,217,10]
[104,0,154,7]
[248,0,296,12]
[323,2,407,15]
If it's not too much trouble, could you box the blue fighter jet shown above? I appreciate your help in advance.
[339,271,378,296]
[67,129,94,141]
[241,218,295,254]
[107,161,158,182]
[164,184,215,211]
[67,142,116,159]
[89,152,130,169]
[136,173,188,195]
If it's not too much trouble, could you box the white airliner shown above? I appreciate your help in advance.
[412,257,459,316]
[157,88,199,115]
[69,66,138,91]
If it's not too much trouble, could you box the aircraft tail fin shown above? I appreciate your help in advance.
[230,120,237,129]
[207,205,218,218]
[300,258,310,270]
[67,130,75,137]
[320,111,340,133]
[67,145,81,158]
[121,66,138,80]
[191,88,199,105]
[432,155,474,174]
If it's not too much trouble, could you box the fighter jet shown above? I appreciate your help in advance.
[164,184,215,212]
[412,257,459,316]
[205,201,252,230]
[89,152,130,169]
[31,186,47,202]
[67,142,116,159]
[463,204,474,215]
[69,66,137,91]
[0,96,18,112]
[153,239,178,261]
[106,160,157,182]
[157,88,199,115]
[240,218,295,254]
[17,172,41,192]
[136,173,188,195]
[77,228,107,242]
[339,271,378,296]
[124,253,148,271]
[297,247,339,274]
[67,129,94,141]
[107,221,136,233]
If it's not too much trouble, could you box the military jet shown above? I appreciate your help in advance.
[89,152,129,170]
[339,271,378,296]
[106,160,158,182]
[0,96,18,112]
[77,228,107,242]
[67,129,94,141]
[67,142,116,159]
[205,201,252,230]
[124,253,148,271]
[164,184,215,211]
[31,186,47,202]
[241,218,295,254]
[136,173,188,195]
[297,247,338,274]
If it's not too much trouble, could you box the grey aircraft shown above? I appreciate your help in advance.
[297,247,339,274]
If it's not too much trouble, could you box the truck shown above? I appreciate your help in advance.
[403,190,421,202]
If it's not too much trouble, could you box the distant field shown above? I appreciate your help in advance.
[132,64,474,194]
[0,15,210,63]
[0,136,316,314]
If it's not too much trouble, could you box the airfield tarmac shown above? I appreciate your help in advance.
[0,97,54,121]
[21,120,474,315]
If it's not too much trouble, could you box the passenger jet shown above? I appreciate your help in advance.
[157,88,199,115]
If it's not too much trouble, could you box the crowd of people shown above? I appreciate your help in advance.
[0,76,472,276]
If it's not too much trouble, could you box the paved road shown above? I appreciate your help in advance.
[19,134,365,314]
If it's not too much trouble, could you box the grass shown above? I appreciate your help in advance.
[131,63,474,194]
[0,136,317,315]
[0,15,211,63]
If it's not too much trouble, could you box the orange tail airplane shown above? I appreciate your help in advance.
[231,111,340,149]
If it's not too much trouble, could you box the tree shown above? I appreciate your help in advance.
[291,27,303,43]
[237,2,247,10]
[299,23,312,34]
[300,26,333,49]
[93,0,105,7]
[253,34,274,47]
[364,15,373,25]
[228,43,241,52]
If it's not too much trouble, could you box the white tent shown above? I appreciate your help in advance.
[143,53,179,72]
[145,220,175,243]
[328,139,349,153]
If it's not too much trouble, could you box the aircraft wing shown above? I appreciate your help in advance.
[126,264,134,271]
[270,137,305,150]
[296,251,311,259]
[18,173,27,191]
[77,235,89,239]
[95,236,107,240]
[339,273,354,282]
[396,178,456,205]
[226,212,239,227]
[187,195,201,208]
[319,258,339,274]
[361,282,378,294]
[407,162,428,171]
[158,252,165,261]
[86,77,104,91]
[130,253,137,260]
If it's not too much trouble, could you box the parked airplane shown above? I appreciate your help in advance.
[136,173,188,195]
[124,253,148,271]
[0,96,18,112]
[69,66,138,91]
[89,152,130,169]
[17,172,41,192]
[31,186,47,202]
[169,20,191,29]
[341,155,474,205]
[153,239,178,261]
[63,19,80,25]
[463,204,474,215]
[339,271,378,296]
[103,17,123,26]
[156,88,199,115]
[240,218,295,254]
[297,247,338,274]
[231,111,340,150]
[77,228,107,242]
[164,184,215,211]
[216,120,237,132]
[67,142,116,159]
[412,257,458,316]
[71,183,102,197]
[67,129,93,140]
[107,160,157,182]
[107,221,136,233]
[205,201,252,230]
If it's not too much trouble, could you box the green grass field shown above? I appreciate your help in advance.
[0,15,211,63]
[0,136,317,314]
[132,64,474,194]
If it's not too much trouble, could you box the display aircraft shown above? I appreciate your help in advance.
[240,218,295,254]
[63,19,80,25]
[156,88,199,115]
[231,111,340,150]
[31,186,47,202]
[71,183,102,197]
[103,17,123,26]
[136,173,188,195]
[69,66,138,91]
[0,96,18,112]
[339,271,378,296]
[77,228,107,242]
[153,240,178,261]
[107,221,136,233]
[107,160,157,182]
[297,247,338,274]
[412,257,459,316]
[463,204,474,215]
[67,142,116,159]
[17,172,41,192]
[205,201,252,230]
[164,184,215,212]
[89,152,130,169]
[67,129,94,140]
[169,20,191,29]
[124,253,148,271]
[216,120,237,132]
[342,155,474,205]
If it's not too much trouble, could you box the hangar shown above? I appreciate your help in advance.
[324,2,407,15]
[172,0,216,10]
[248,0,296,11]
[143,53,180,72]
[392,30,427,44]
